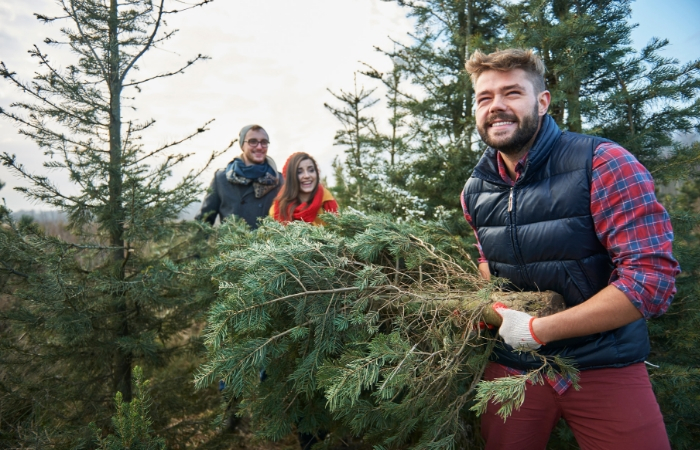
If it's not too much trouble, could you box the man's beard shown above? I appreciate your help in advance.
[477,104,540,156]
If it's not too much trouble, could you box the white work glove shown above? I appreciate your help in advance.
[492,302,545,350]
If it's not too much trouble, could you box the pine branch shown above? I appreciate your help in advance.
[123,54,209,87]
[125,119,215,167]
[119,0,165,84]
[0,261,29,278]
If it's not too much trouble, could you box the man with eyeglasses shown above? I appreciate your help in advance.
[196,124,283,229]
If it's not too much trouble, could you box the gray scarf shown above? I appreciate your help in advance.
[225,157,280,198]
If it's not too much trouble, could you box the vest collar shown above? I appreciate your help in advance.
[472,114,562,186]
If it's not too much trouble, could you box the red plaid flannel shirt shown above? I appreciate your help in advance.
[462,142,680,394]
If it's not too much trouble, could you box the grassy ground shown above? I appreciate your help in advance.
[191,413,369,450]
[194,416,301,450]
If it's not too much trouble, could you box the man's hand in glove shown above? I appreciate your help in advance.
[492,302,546,350]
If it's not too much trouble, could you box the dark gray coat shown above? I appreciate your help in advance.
[195,157,282,229]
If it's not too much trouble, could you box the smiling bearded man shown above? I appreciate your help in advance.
[461,49,678,450]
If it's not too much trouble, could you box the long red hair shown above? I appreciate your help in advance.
[276,152,319,222]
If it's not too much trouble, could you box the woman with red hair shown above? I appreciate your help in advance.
[270,152,338,225]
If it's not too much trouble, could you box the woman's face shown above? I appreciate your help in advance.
[297,158,318,197]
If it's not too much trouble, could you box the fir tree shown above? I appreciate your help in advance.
[325,73,380,208]
[383,0,503,219]
[585,37,700,174]
[361,58,434,221]
[325,68,429,221]
[329,0,505,220]
[0,0,225,446]
[196,213,574,449]
[369,56,412,168]
[504,0,635,132]
[91,366,166,450]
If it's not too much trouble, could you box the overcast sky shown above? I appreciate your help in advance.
[1,0,698,212]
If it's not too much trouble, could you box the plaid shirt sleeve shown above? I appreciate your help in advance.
[591,142,680,318]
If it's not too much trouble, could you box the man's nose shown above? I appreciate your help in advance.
[488,95,507,112]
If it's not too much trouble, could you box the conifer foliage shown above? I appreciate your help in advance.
[196,213,575,449]
[0,0,223,445]
[91,366,166,450]
[329,0,504,221]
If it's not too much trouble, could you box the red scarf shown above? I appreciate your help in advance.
[274,184,327,223]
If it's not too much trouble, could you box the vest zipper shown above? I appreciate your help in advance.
[508,188,514,212]
[507,186,529,277]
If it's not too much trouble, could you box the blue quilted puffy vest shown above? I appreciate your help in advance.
[462,115,649,371]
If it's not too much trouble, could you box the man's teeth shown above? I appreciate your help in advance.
[491,121,515,127]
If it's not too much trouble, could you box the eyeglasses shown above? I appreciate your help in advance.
[244,139,270,148]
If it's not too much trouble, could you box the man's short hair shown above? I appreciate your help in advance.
[465,49,546,93]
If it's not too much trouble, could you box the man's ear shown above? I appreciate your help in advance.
[538,90,551,115]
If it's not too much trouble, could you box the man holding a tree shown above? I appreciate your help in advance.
[461,48,678,449]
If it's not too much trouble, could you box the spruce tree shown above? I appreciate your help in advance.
[584,37,700,174]
[196,213,575,449]
[0,0,225,446]
[381,0,503,219]
[324,74,380,209]
[329,0,504,221]
[504,0,635,132]
[91,366,166,450]
[325,68,429,221]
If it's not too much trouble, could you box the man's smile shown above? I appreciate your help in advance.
[490,121,516,128]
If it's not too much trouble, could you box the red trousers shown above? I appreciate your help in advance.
[480,362,670,450]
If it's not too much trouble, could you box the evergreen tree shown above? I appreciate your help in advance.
[328,1,504,220]
[91,366,166,450]
[326,68,429,221]
[196,213,574,449]
[0,0,225,446]
[504,0,634,132]
[324,74,380,208]
[368,57,412,168]
[382,0,503,219]
[585,38,700,174]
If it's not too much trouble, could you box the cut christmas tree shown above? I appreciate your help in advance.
[196,213,576,449]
